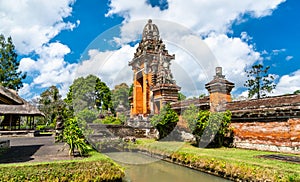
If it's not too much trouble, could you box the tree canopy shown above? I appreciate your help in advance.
[0,34,26,90]
[69,75,114,114]
[244,64,276,99]
[111,83,130,110]
[178,92,186,101]
[38,85,65,126]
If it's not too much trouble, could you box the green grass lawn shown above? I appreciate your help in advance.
[0,150,125,181]
[133,139,300,182]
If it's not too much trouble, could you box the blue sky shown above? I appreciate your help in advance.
[0,0,299,100]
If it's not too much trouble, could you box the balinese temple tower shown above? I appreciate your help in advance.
[129,19,180,117]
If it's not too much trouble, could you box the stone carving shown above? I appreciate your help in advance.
[129,19,180,117]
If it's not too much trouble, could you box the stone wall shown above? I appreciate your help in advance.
[171,94,300,153]
[231,118,300,153]
[228,94,300,153]
[87,123,158,140]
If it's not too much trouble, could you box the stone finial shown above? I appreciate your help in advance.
[215,67,225,79]
[206,67,234,94]
[142,19,160,40]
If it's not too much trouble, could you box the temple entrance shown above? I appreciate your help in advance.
[135,70,144,114]
[129,19,180,119]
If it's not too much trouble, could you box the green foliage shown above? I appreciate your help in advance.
[38,85,65,126]
[111,83,130,110]
[0,34,26,90]
[70,75,114,114]
[294,90,300,94]
[199,93,206,98]
[117,113,127,124]
[182,104,199,131]
[63,85,74,118]
[76,108,98,123]
[95,116,123,125]
[244,64,276,99]
[0,155,125,181]
[95,76,114,113]
[128,83,133,97]
[150,103,179,139]
[178,92,186,101]
[183,105,232,147]
[134,140,300,182]
[63,117,90,156]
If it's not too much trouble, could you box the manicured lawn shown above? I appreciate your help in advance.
[0,150,125,181]
[134,139,300,181]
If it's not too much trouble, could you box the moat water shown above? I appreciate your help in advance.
[105,152,230,182]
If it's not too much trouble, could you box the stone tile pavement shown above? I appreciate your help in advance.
[0,136,73,164]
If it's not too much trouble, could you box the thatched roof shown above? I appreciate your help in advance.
[0,85,24,104]
[0,103,44,116]
[0,86,44,116]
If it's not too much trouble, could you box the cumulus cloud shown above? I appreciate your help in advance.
[0,0,78,54]
[12,0,288,99]
[204,33,261,88]
[272,69,300,95]
[76,45,135,88]
[106,0,285,36]
[285,56,293,61]
[19,42,77,98]
[0,0,79,99]
[103,0,285,97]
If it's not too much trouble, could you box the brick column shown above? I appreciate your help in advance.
[205,67,234,112]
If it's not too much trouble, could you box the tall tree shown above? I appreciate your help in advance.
[70,75,114,114]
[111,83,130,110]
[38,85,65,125]
[244,64,276,99]
[0,34,26,90]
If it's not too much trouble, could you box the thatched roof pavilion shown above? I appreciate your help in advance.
[0,86,44,130]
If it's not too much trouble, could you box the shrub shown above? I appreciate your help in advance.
[183,105,232,147]
[150,103,179,139]
[94,116,123,125]
[63,117,90,156]
[76,108,98,123]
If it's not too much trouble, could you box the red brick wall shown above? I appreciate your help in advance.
[231,118,300,153]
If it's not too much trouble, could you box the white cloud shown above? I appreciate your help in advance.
[19,42,77,98]
[0,0,77,54]
[272,70,300,95]
[204,33,260,89]
[76,45,136,88]
[12,0,287,100]
[272,48,286,55]
[0,0,79,99]
[285,56,293,61]
[104,0,285,97]
[106,0,285,36]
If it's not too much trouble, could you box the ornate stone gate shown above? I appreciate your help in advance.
[129,20,180,118]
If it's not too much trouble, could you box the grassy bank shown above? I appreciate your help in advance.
[133,139,300,181]
[0,151,125,182]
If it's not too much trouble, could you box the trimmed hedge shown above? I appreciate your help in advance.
[0,159,124,182]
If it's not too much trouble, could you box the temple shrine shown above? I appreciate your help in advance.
[129,19,180,117]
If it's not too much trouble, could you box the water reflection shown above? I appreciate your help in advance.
[105,152,230,182]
